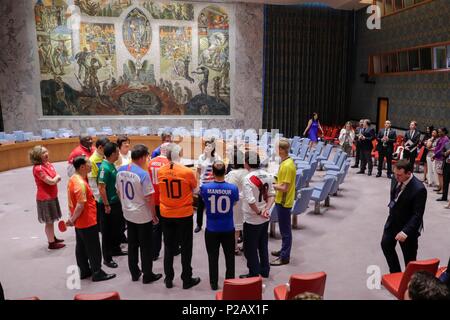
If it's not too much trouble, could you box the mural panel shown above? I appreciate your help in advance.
[123,8,152,58]
[75,0,132,17]
[141,0,194,21]
[160,26,192,83]
[34,1,232,116]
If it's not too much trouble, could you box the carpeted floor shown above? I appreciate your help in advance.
[0,159,448,300]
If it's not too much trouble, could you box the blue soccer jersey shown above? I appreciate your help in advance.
[200,181,239,232]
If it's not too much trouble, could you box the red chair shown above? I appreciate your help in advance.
[216,276,263,300]
[323,128,339,143]
[274,272,326,300]
[381,258,440,300]
[414,146,425,172]
[436,266,447,278]
[74,291,121,300]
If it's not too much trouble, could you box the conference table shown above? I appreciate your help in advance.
[0,135,273,173]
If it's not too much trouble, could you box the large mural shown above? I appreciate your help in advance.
[34,0,232,116]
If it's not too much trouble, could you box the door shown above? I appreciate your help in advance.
[377,98,389,132]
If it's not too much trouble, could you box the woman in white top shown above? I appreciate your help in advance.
[115,135,131,167]
[225,148,248,255]
[195,138,221,233]
[339,121,355,156]
[426,129,439,188]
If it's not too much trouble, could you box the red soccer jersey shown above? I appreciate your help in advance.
[148,156,170,205]
[68,145,95,164]
[33,162,58,201]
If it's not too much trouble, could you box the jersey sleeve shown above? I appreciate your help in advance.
[243,177,256,205]
[74,180,87,203]
[141,172,155,196]
[34,166,49,182]
[97,165,107,184]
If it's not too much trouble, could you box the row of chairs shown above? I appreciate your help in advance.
[18,260,446,300]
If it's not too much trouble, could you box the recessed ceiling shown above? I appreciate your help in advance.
[190,0,370,10]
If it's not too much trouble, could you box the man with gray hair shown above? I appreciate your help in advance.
[151,131,173,159]
[158,143,200,289]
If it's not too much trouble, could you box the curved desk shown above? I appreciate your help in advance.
[0,135,227,172]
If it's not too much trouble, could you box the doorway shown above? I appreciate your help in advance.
[377,98,389,132]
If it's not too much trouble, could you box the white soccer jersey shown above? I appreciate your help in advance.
[242,169,275,225]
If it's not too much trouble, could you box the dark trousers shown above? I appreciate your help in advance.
[161,215,193,282]
[98,202,122,262]
[0,281,4,300]
[381,230,418,273]
[275,204,292,260]
[441,161,450,201]
[404,150,417,169]
[152,205,163,259]
[360,149,373,173]
[96,202,102,233]
[354,144,361,166]
[243,221,270,277]
[75,224,102,276]
[127,220,154,279]
[205,229,235,286]
[377,148,393,175]
[196,196,205,227]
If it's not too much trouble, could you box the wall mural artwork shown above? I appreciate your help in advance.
[75,0,132,17]
[34,0,232,116]
[140,0,194,21]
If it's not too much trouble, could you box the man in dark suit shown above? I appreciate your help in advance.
[357,119,376,176]
[376,120,397,178]
[352,119,365,168]
[403,121,421,168]
[381,159,427,273]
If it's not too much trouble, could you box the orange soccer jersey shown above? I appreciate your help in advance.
[157,162,197,218]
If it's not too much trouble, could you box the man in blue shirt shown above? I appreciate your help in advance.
[151,131,172,158]
[200,160,239,291]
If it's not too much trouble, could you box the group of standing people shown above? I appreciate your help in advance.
[29,131,298,291]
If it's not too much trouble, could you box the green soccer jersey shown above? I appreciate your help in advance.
[98,159,119,204]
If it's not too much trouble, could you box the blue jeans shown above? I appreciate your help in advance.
[276,204,292,260]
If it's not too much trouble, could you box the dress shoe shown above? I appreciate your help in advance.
[194,226,202,233]
[351,165,359,168]
[376,173,381,178]
[48,242,66,250]
[80,271,92,280]
[103,260,118,268]
[183,277,201,289]
[436,198,447,201]
[367,172,372,176]
[270,257,290,266]
[92,270,116,282]
[143,273,162,284]
[112,249,128,256]
[356,171,365,174]
[239,273,257,279]
[210,283,218,291]
[54,237,64,243]
[271,250,281,257]
[387,174,392,179]
[132,271,142,282]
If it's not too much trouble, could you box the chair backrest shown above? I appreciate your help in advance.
[398,258,440,300]
[295,171,304,191]
[297,143,310,160]
[330,150,342,164]
[317,177,335,201]
[325,174,340,195]
[74,291,121,300]
[331,128,339,138]
[313,141,324,155]
[320,144,333,159]
[292,187,314,215]
[222,276,263,300]
[334,152,347,169]
[298,167,311,188]
[286,272,327,300]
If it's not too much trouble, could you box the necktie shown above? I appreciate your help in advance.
[394,182,403,200]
